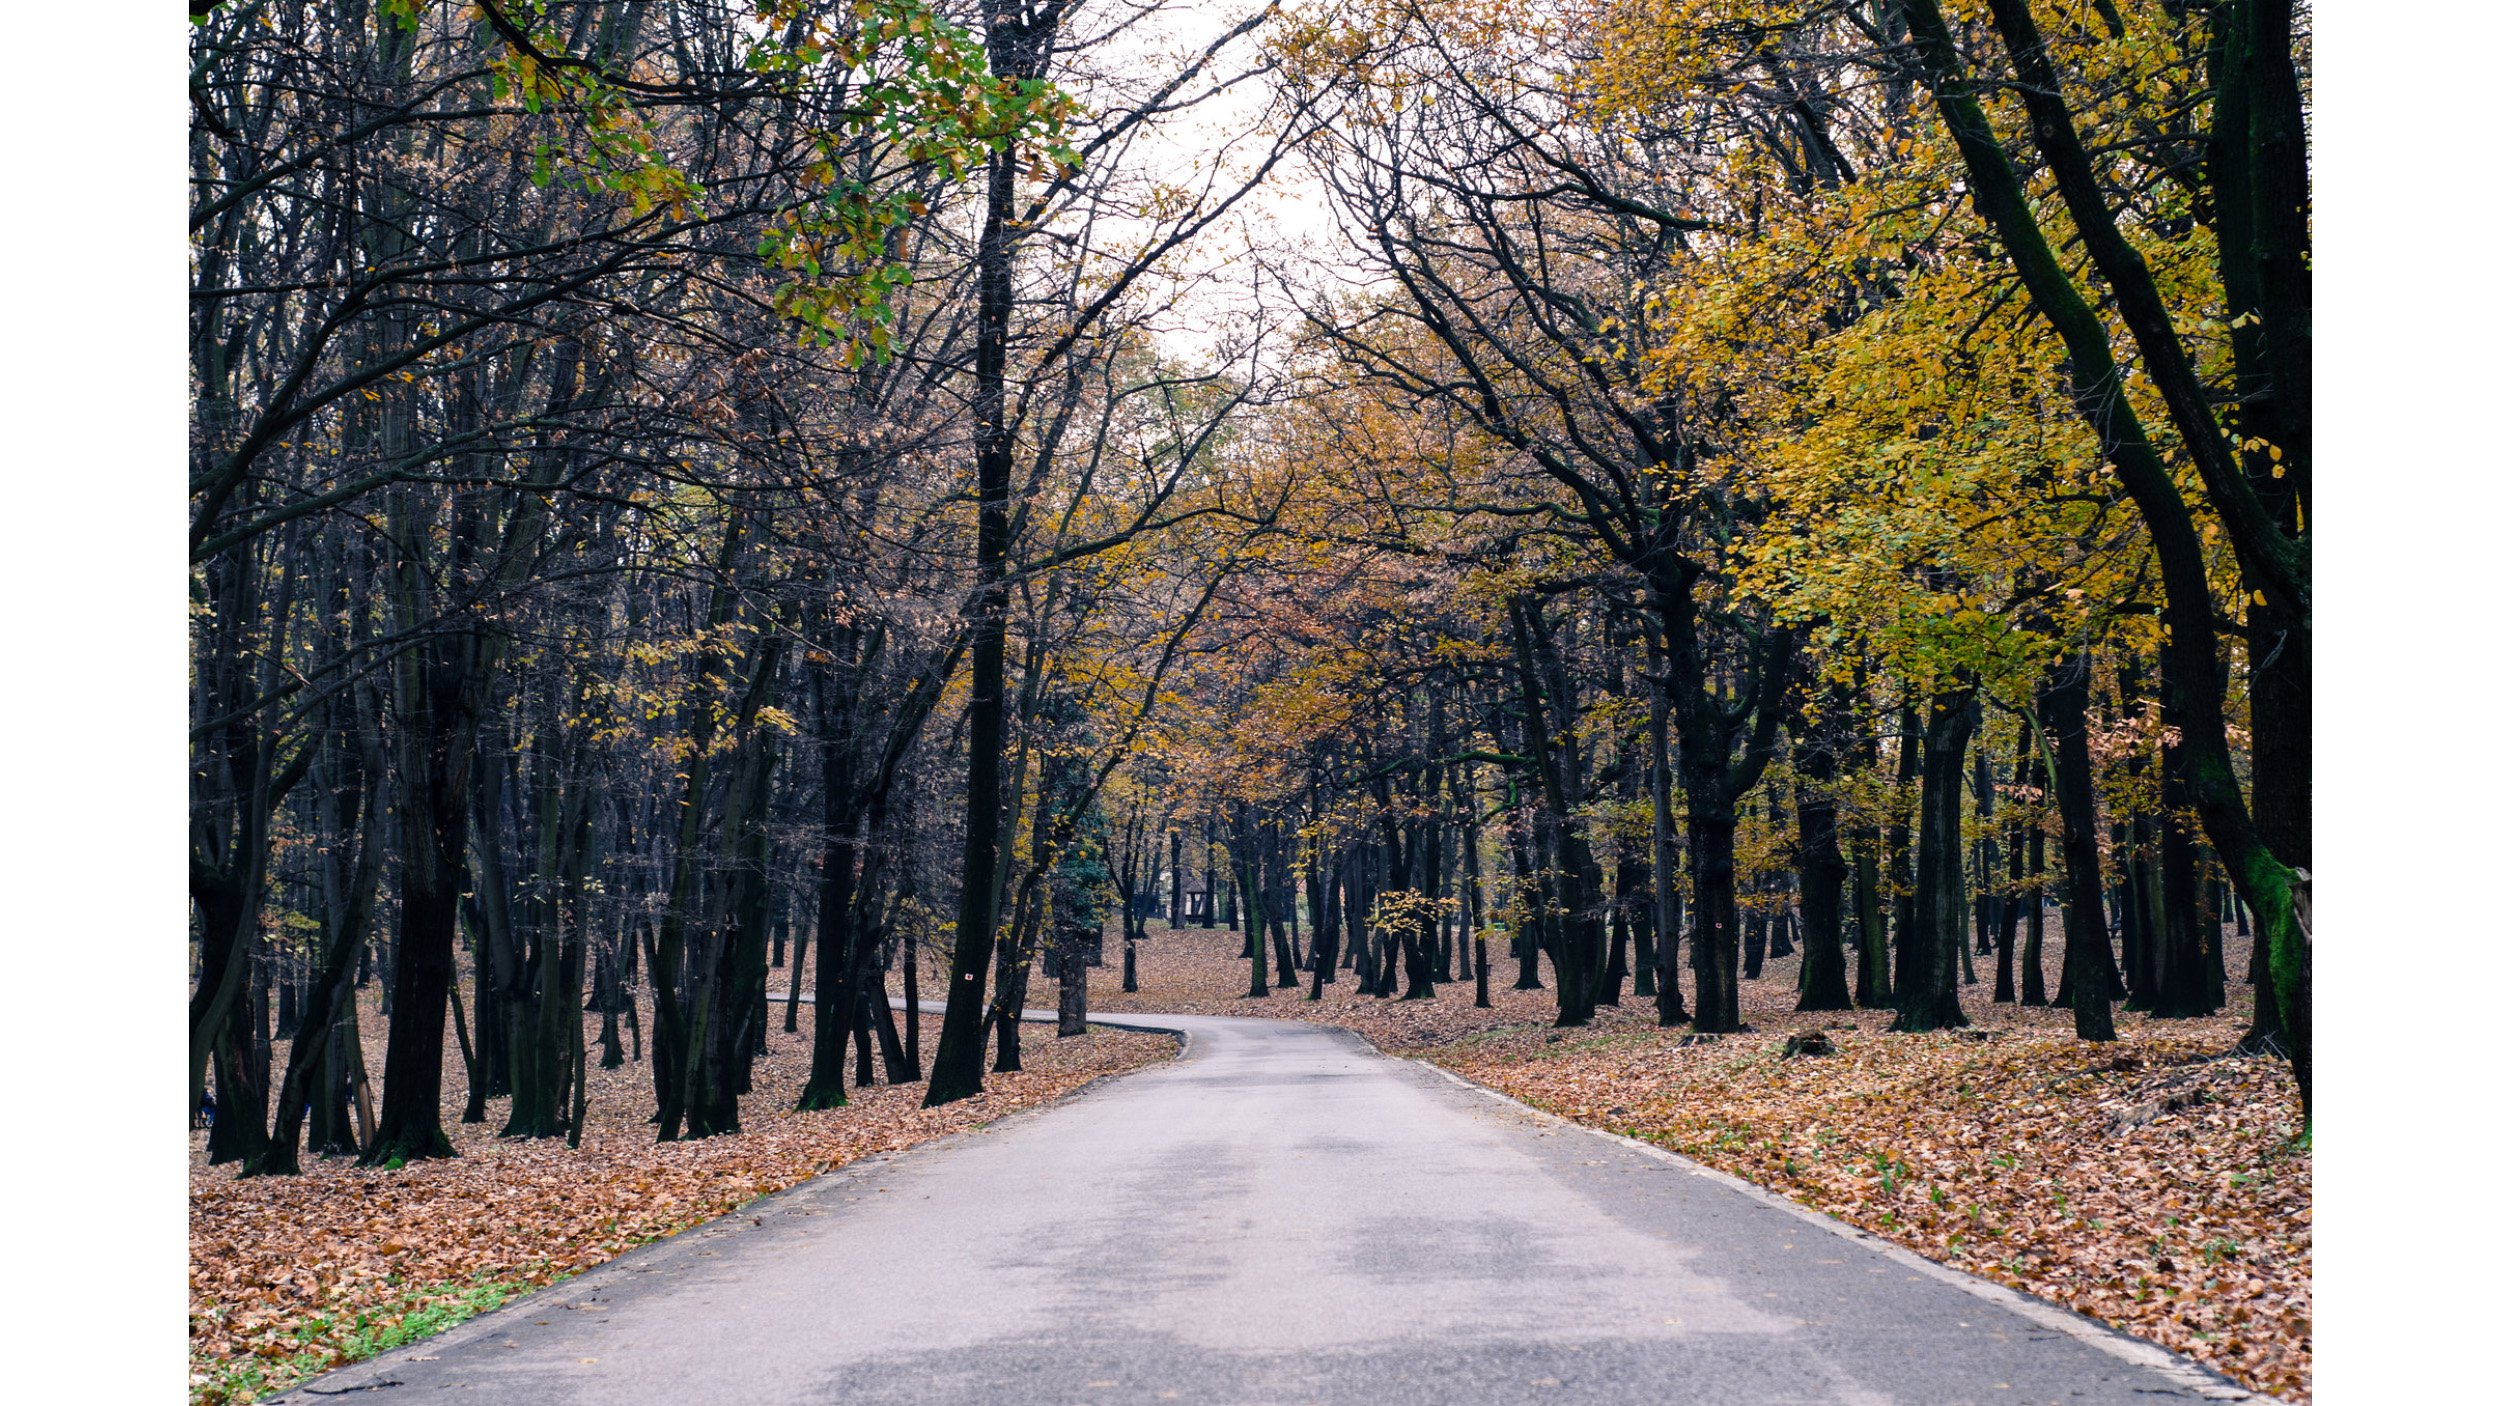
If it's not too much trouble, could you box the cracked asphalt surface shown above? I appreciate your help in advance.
[270,1012,2256,1405]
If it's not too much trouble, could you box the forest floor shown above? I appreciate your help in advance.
[186,995,1176,1406]
[1011,916,2311,1403]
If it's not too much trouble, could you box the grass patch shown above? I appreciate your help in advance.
[192,1267,553,1406]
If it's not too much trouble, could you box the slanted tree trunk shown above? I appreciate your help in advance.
[1898,0,2308,1113]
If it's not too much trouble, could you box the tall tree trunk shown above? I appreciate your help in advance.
[1892,687,1975,1033]
[2154,642,2219,1017]
[1646,633,1689,1024]
[250,690,387,1175]
[1236,806,1270,998]
[1600,859,1633,1006]
[1992,723,2030,1005]
[1503,813,1545,992]
[1169,828,1185,932]
[2041,658,2117,1041]
[1887,694,1921,1007]
[1507,597,1607,1026]
[926,3,1055,1105]
[1793,694,1852,1013]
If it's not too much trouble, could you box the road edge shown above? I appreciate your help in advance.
[260,1019,1188,1403]
[1399,1051,2275,1404]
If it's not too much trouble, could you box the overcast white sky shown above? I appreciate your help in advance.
[1071,0,1361,363]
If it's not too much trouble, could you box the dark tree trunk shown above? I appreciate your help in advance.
[1169,828,1185,933]
[1970,746,1998,965]
[598,951,625,1070]
[1398,904,1436,1001]
[1305,841,1335,991]
[1235,806,1270,998]
[1647,637,1688,1024]
[2154,641,2220,1017]
[2020,847,2050,1006]
[1742,885,1768,981]
[1892,687,1975,1033]
[1600,858,1633,1006]
[926,9,1060,1104]
[903,897,921,1074]
[207,950,272,1168]
[1887,695,1920,1006]
[2042,658,2118,1041]
[1992,724,2030,1005]
[1792,690,1852,1013]
[2200,855,2228,1011]
[1507,597,1607,1026]
[800,815,862,1110]
[369,781,465,1165]
[1343,851,1376,991]
[251,705,386,1176]
[1684,801,1744,1032]
[1764,780,1795,969]
[2020,722,2050,1005]
[1503,819,1545,991]
[784,909,811,1035]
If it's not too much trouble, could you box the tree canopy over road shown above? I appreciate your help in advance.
[177,0,2330,1399]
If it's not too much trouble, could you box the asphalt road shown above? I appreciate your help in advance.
[271,1012,2259,1405]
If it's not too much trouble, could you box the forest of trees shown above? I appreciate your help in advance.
[188,0,2310,1178]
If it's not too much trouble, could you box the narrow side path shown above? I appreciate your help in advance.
[272,1014,2260,1405]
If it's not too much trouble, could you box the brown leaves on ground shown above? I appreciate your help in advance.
[1436,1020,2309,1402]
[189,998,1173,1405]
[1043,919,2310,1402]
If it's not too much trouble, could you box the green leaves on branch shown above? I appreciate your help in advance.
[479,0,1086,363]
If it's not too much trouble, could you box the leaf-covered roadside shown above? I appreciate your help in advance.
[188,1004,1174,1406]
[1053,920,2309,1402]
[1430,1020,2308,1403]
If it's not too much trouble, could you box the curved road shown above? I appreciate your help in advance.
[272,1013,2259,1405]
